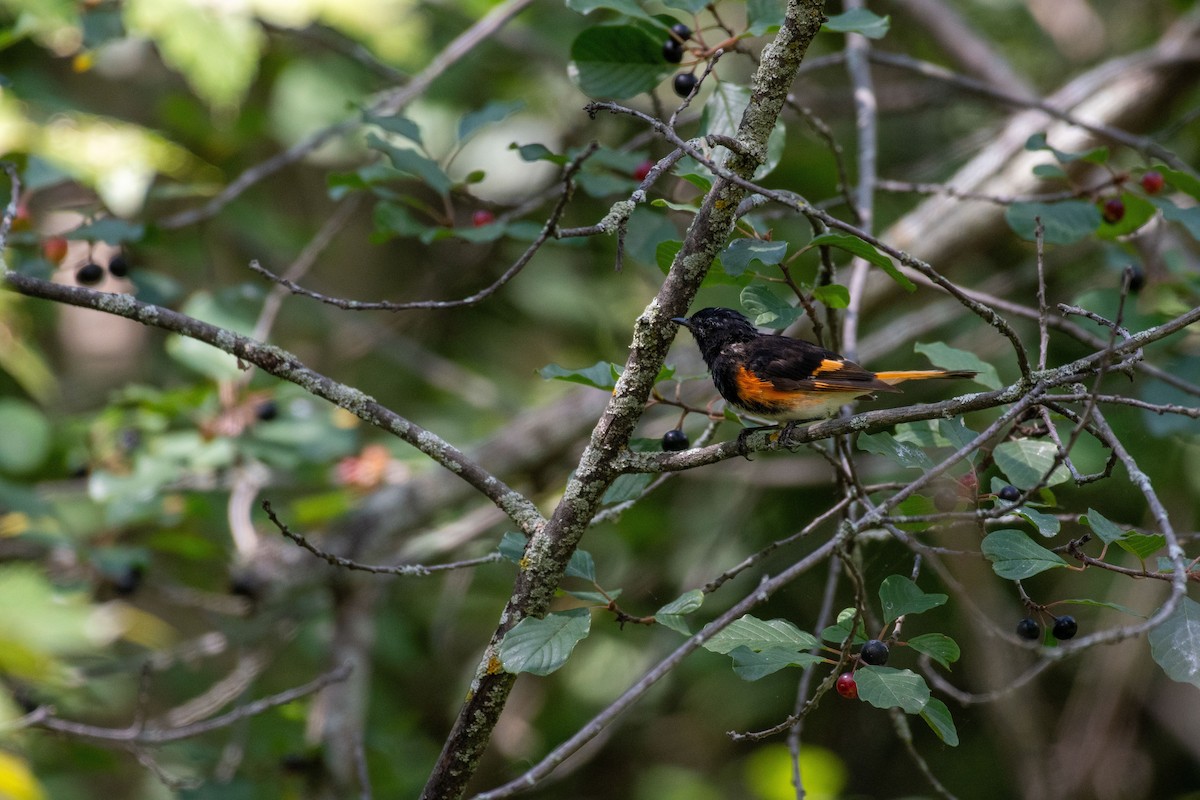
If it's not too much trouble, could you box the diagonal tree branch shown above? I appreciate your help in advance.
[0,272,545,536]
[418,3,830,798]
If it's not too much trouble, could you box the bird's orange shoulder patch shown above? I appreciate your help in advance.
[733,364,795,404]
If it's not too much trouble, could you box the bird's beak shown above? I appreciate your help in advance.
[671,316,690,327]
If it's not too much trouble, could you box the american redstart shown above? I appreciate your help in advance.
[673,307,976,426]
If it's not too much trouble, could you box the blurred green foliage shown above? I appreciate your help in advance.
[0,0,1199,798]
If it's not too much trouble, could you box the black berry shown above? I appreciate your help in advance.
[1016,617,1041,641]
[1052,615,1078,640]
[1127,264,1145,293]
[76,262,104,285]
[662,428,689,451]
[934,487,958,512]
[112,563,144,596]
[256,400,279,421]
[670,23,692,40]
[860,639,889,666]
[835,672,858,699]
[673,72,698,98]
[1102,197,1125,224]
[662,38,684,63]
[108,254,129,277]
[998,485,1020,502]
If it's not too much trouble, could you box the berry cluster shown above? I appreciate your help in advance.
[1016,614,1078,642]
[661,23,697,98]
[74,253,130,286]
[1099,169,1166,225]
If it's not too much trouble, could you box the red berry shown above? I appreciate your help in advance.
[42,237,68,263]
[11,200,31,231]
[835,672,858,699]
[1140,171,1164,194]
[471,210,495,227]
[1102,198,1125,224]
[633,159,654,182]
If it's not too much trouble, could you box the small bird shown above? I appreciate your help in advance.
[673,307,976,428]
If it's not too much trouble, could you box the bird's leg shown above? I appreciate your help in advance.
[736,423,779,458]
[780,418,821,450]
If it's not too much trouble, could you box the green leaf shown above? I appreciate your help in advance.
[1055,598,1145,618]
[1004,201,1101,245]
[565,0,659,24]
[0,400,52,476]
[500,609,591,676]
[510,142,570,165]
[703,615,818,655]
[366,134,453,195]
[498,531,526,564]
[364,112,422,144]
[739,285,803,329]
[747,0,785,35]
[1081,508,1127,545]
[1115,533,1166,561]
[808,232,915,291]
[1156,167,1200,201]
[906,633,960,670]
[125,0,263,113]
[66,217,146,244]
[993,439,1070,489]
[165,291,256,380]
[721,239,788,275]
[458,100,524,144]
[920,697,960,746]
[656,589,704,616]
[913,342,1000,389]
[1032,163,1067,180]
[879,575,948,624]
[823,9,891,39]
[655,589,704,635]
[1015,505,1061,537]
[538,361,619,390]
[1024,132,1109,165]
[981,529,1068,580]
[1149,596,1200,688]
[820,608,867,646]
[1151,196,1200,241]
[565,548,597,581]
[563,588,619,604]
[661,0,707,13]
[812,284,850,309]
[729,646,825,681]
[857,431,934,471]
[699,83,786,180]
[569,25,673,99]
[1097,193,1156,239]
[602,472,652,504]
[855,666,929,713]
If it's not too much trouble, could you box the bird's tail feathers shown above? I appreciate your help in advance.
[875,369,977,386]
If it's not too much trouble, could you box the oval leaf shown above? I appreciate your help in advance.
[703,615,817,655]
[879,575,948,624]
[569,25,672,99]
[981,529,1068,580]
[500,609,591,676]
[1149,596,1200,688]
[855,666,929,713]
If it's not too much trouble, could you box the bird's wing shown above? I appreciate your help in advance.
[737,336,900,394]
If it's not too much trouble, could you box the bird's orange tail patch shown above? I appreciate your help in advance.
[875,369,976,385]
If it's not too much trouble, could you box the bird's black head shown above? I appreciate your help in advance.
[672,307,760,365]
